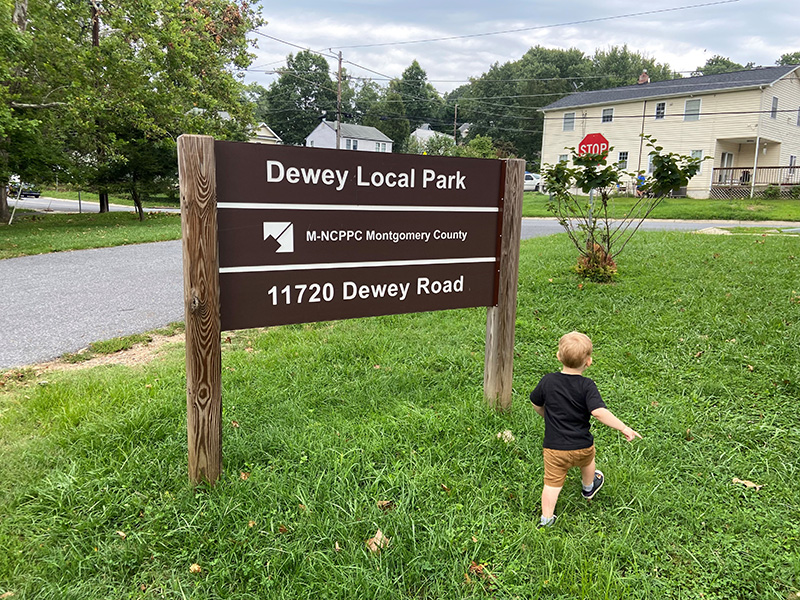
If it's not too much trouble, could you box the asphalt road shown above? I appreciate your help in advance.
[9,196,180,214]
[1,217,795,369]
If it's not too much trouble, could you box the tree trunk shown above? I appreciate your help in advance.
[13,0,28,32]
[0,182,10,222]
[131,186,144,221]
[99,191,109,212]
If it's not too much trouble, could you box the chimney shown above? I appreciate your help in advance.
[637,70,650,85]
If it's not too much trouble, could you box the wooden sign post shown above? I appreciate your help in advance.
[484,160,524,411]
[178,135,222,485]
[178,134,523,484]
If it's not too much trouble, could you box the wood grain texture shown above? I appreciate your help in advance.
[178,135,222,484]
[484,158,524,411]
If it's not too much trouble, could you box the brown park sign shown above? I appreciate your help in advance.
[215,142,505,330]
[178,135,523,484]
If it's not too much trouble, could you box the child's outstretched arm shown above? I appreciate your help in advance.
[591,407,642,441]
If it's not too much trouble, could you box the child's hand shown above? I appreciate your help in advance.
[622,426,642,442]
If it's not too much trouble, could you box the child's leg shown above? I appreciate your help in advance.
[580,457,597,488]
[541,485,562,519]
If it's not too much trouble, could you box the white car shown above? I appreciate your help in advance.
[524,172,542,192]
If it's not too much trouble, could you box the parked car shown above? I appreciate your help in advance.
[524,172,542,192]
[8,182,41,198]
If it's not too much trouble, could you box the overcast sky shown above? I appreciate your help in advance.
[244,0,800,95]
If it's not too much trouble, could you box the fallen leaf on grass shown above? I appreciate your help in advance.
[496,430,515,443]
[471,536,478,543]
[231,420,240,428]
[240,471,250,481]
[685,429,694,441]
[377,500,395,512]
[365,529,390,553]
[334,541,341,552]
[466,561,496,584]
[278,524,288,534]
[189,563,202,574]
[694,351,704,358]
[248,520,256,528]
[1,592,15,599]
[746,365,754,372]
[440,483,451,493]
[116,531,127,540]
[733,478,764,491]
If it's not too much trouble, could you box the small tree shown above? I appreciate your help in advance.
[544,136,705,281]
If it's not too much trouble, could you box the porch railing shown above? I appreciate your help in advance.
[710,166,800,199]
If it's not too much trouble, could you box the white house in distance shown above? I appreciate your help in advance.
[249,123,282,145]
[410,123,454,145]
[305,120,393,153]
[540,65,800,198]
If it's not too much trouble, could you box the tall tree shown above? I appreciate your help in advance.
[776,51,800,66]
[389,60,443,131]
[693,55,752,76]
[263,50,337,146]
[584,45,675,90]
[2,0,261,220]
[363,89,409,152]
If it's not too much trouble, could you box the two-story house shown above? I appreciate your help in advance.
[305,120,393,153]
[540,65,800,198]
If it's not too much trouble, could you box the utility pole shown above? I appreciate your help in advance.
[453,103,458,141]
[336,51,342,149]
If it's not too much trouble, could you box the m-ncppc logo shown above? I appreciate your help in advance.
[262,222,294,253]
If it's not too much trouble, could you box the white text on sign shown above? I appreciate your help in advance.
[266,160,468,191]
[266,276,465,306]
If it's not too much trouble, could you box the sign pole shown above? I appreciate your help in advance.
[178,134,222,485]
[484,158,524,411]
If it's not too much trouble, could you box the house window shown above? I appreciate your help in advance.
[563,112,575,132]
[797,107,800,126]
[345,139,351,150]
[655,102,666,120]
[617,151,628,170]
[309,140,314,147]
[691,150,703,173]
[647,154,655,174]
[684,99,701,121]
[558,154,569,164]
[770,96,778,119]
[602,108,614,123]
[352,139,358,150]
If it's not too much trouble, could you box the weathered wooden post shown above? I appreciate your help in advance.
[177,134,222,485]
[484,158,524,411]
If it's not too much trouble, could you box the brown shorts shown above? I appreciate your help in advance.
[543,445,596,487]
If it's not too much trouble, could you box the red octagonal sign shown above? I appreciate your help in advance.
[578,133,609,158]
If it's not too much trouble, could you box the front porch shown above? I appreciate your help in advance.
[710,166,800,199]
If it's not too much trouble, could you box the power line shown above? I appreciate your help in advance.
[328,0,740,49]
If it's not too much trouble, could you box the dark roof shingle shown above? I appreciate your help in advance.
[542,65,800,111]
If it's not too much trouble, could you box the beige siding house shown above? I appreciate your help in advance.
[540,65,800,198]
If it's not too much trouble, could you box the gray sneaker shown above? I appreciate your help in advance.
[582,470,604,500]
[537,514,558,529]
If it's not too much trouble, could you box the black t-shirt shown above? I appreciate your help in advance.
[530,372,607,450]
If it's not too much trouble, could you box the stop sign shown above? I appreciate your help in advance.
[578,133,609,158]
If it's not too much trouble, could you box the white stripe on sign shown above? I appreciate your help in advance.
[218,202,499,213]
[220,256,497,274]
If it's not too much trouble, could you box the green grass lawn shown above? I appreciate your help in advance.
[523,191,800,221]
[0,211,182,259]
[1,232,798,599]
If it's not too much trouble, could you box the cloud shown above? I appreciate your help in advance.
[247,1,800,94]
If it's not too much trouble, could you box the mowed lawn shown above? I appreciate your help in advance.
[1,231,798,599]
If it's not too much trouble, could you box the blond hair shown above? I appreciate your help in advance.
[558,331,593,369]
